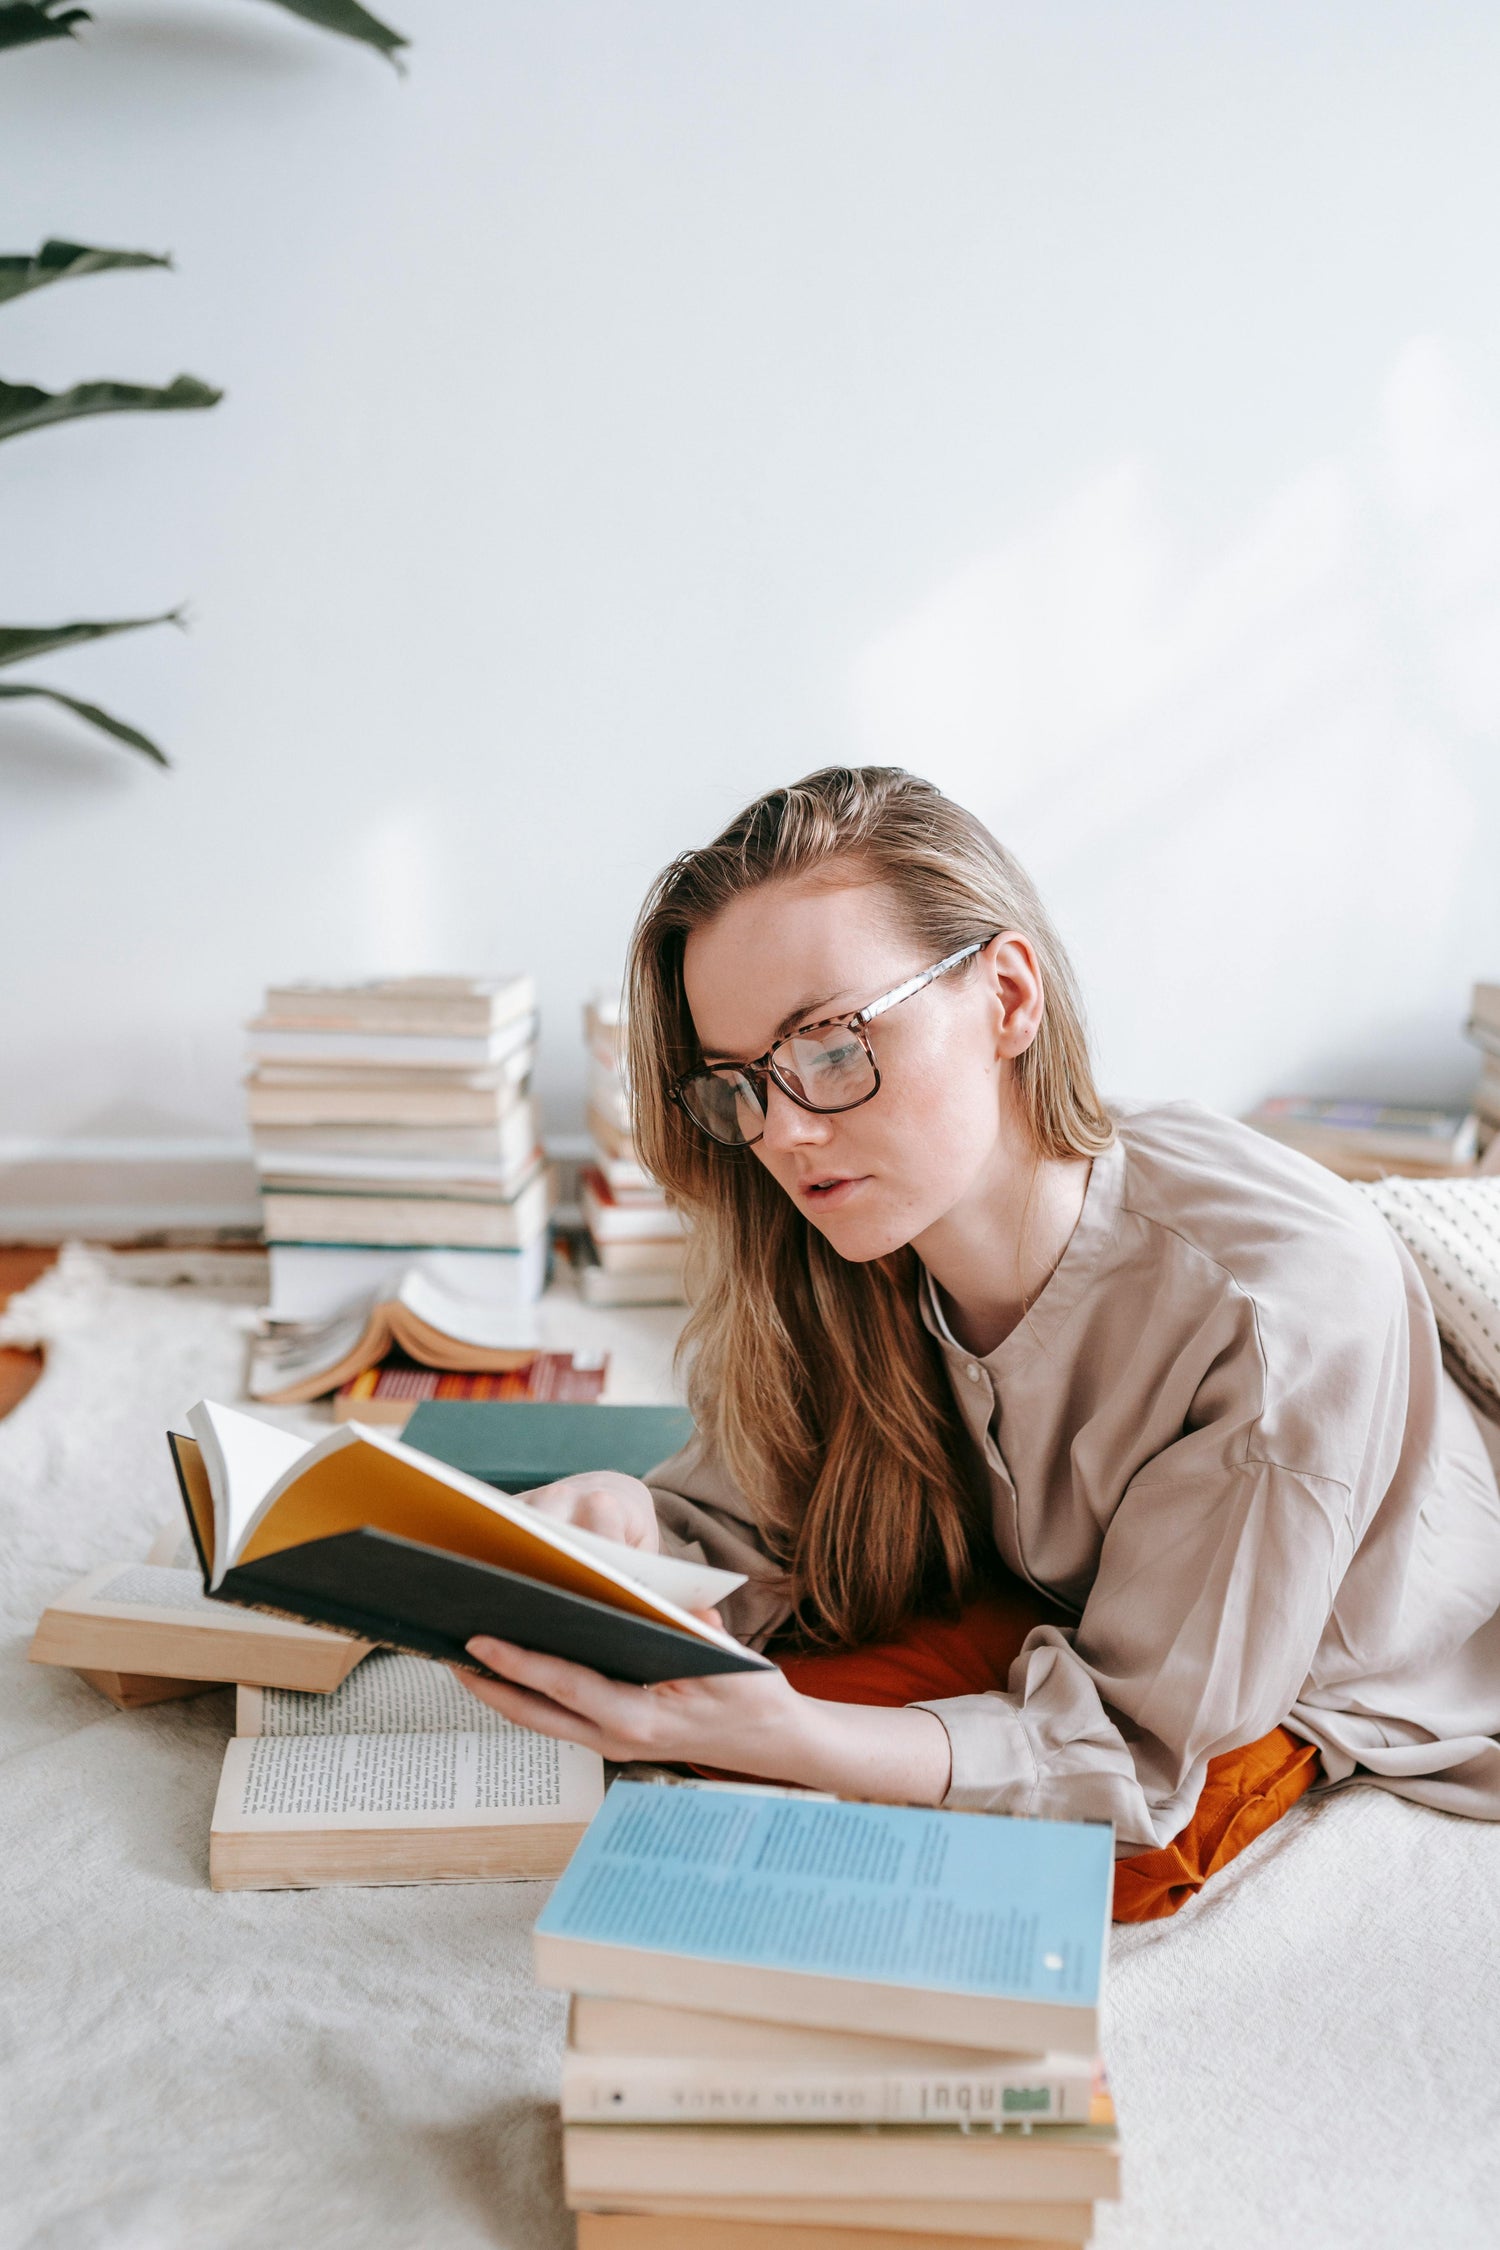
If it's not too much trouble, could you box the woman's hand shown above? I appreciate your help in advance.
[452,1631,953,1807]
[518,1470,661,1553]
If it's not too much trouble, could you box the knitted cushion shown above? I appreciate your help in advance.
[1355,1176,1500,1418]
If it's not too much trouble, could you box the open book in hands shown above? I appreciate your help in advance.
[172,1400,771,1686]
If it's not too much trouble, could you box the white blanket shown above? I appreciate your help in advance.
[3,1253,1498,2250]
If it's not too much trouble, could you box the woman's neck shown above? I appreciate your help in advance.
[913,1142,1093,1360]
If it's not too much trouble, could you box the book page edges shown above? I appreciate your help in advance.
[533,1935,1096,2056]
[72,1669,218,1709]
[566,1995,1056,2067]
[29,1582,366,1693]
[570,2199,1096,2243]
[560,2124,1120,2201]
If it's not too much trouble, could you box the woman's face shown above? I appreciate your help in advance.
[681,875,1042,1264]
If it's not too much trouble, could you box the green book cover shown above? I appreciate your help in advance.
[401,1400,695,1494]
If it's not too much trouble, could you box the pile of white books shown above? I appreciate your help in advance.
[245,976,551,1320]
[577,993,686,1307]
[535,1780,1122,2250]
[1243,1095,1478,1180]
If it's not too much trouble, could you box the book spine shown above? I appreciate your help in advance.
[560,2056,1096,2125]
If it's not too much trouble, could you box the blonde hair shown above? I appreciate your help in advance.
[626,766,1112,1648]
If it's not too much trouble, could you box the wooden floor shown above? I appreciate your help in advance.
[0,1248,58,1422]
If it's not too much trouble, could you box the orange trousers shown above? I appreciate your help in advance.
[775,1579,1318,1923]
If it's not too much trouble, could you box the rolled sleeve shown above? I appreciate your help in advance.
[918,1447,1352,1851]
[646,1436,794,1648]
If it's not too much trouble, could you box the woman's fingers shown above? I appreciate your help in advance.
[514,1471,662,1554]
[466,1635,664,1744]
[451,1663,609,1749]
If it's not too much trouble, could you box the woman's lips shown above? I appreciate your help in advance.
[798,1174,869,1210]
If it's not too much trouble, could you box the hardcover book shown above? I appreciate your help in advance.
[171,1400,766,1686]
[401,1400,695,1493]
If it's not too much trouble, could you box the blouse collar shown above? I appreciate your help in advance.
[917,1130,1126,1371]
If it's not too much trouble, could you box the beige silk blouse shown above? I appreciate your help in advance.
[645,1102,1500,1852]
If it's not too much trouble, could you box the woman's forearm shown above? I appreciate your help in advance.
[782,1697,953,1806]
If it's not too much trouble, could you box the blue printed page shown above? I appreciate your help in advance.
[536,1782,1111,2007]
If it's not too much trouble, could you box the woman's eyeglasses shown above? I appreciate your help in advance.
[668,938,994,1148]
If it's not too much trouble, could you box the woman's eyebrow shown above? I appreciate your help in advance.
[702,988,858,1062]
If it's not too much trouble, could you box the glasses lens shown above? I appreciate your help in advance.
[774,1027,876,1111]
[678,1068,766,1145]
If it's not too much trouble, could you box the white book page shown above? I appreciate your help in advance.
[213,1722,604,1832]
[242,1652,501,1737]
[187,1401,314,1585]
[54,1563,341,1641]
[395,1269,541,1351]
[247,1303,380,1394]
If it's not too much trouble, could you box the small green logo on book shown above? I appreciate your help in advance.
[1002,2086,1052,2114]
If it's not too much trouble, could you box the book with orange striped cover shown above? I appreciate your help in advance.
[334,1351,607,1425]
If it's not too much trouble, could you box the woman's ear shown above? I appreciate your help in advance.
[986,932,1045,1059]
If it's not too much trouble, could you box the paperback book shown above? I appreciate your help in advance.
[534,1781,1113,2055]
[210,1649,603,1889]
[29,1559,369,1699]
[247,1266,547,1404]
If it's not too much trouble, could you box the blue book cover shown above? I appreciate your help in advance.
[535,1782,1111,2011]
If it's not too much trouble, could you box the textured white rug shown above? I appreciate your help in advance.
[2,1252,1499,2250]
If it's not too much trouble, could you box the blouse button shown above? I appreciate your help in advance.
[966,1363,982,1384]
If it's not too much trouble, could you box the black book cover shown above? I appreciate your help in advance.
[167,1433,766,1687]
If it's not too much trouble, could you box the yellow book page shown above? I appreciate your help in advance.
[237,1445,675,1627]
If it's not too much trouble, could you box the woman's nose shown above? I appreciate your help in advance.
[760,1079,832,1150]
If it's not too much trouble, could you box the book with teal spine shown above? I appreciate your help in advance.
[533,1781,1113,2054]
[402,1402,695,1493]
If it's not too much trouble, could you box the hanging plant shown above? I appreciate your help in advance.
[0,0,407,763]
[0,241,219,763]
[0,0,406,63]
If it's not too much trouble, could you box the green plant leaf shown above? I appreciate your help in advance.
[0,680,169,764]
[0,2,90,54]
[0,372,221,443]
[0,609,183,671]
[258,0,407,64]
[0,240,172,307]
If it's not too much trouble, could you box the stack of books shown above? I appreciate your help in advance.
[1466,984,1500,1157]
[536,1779,1121,2250]
[577,993,686,1307]
[245,976,551,1321]
[1243,1095,1478,1180]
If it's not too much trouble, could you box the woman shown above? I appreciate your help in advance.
[459,766,1500,1897]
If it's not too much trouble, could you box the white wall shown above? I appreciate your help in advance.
[3,1,1499,1195]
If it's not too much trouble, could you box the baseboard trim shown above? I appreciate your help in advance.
[0,1133,590,1244]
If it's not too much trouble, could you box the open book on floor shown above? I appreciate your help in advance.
[171,1400,770,1686]
[210,1649,603,1889]
[28,1559,370,1703]
[248,1267,547,1405]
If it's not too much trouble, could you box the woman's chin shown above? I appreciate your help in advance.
[805,1202,919,1264]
